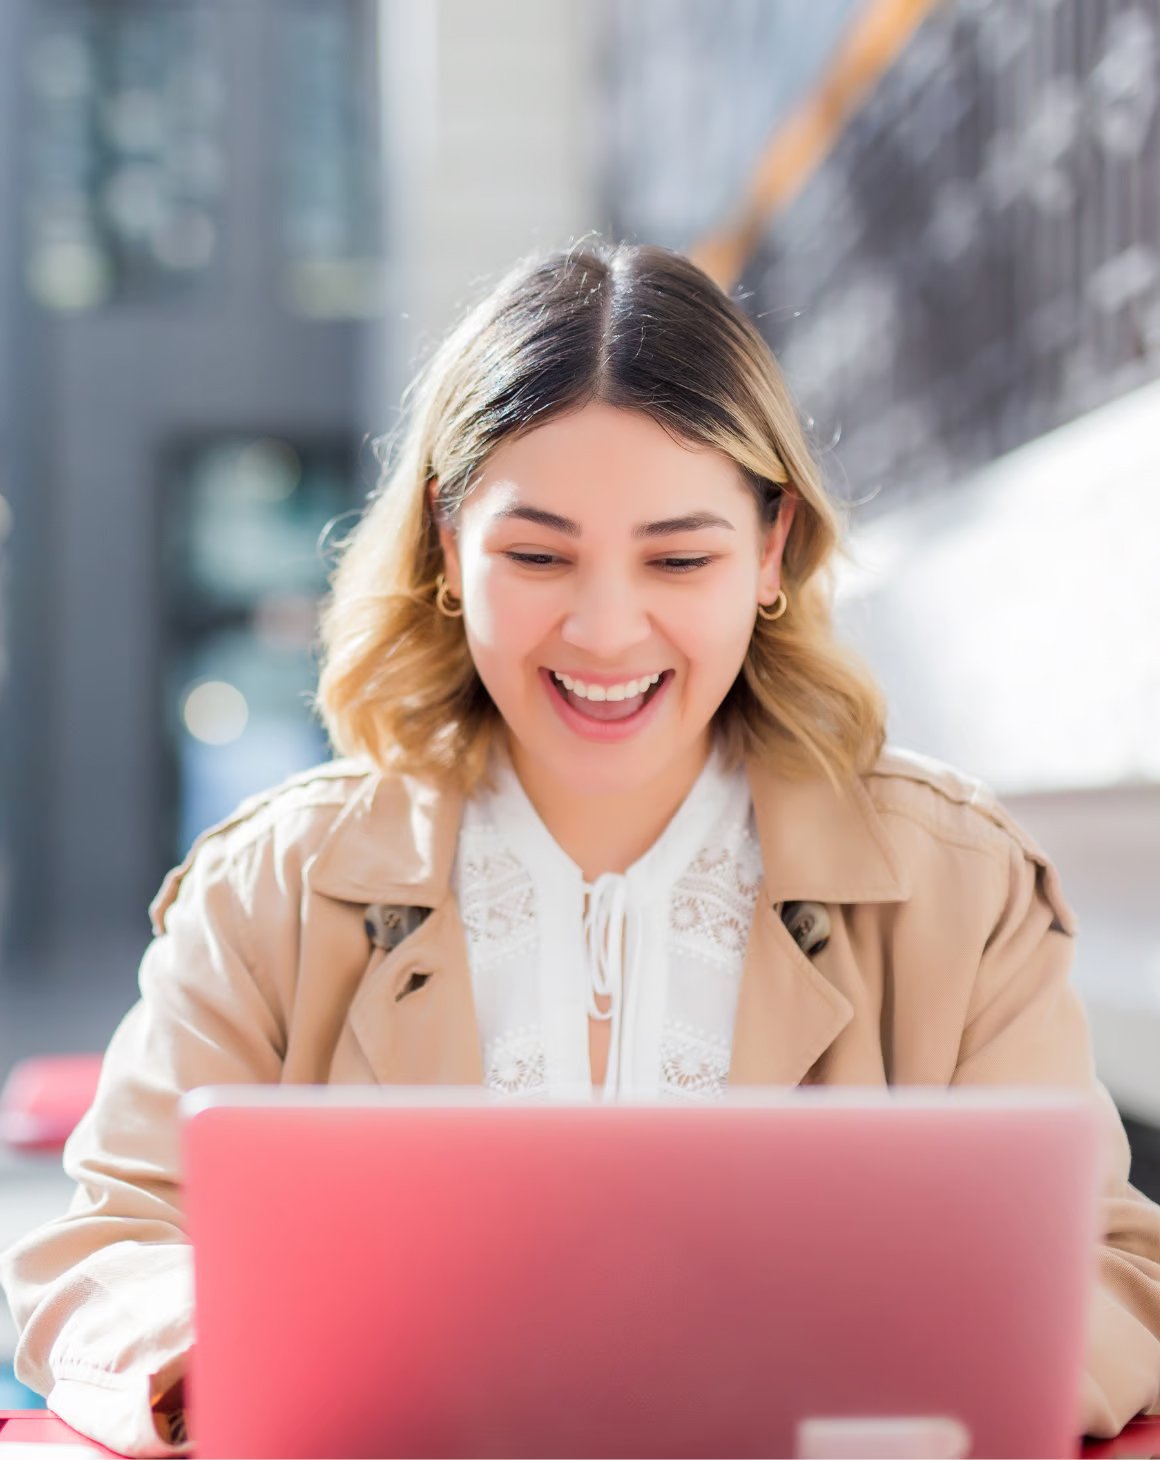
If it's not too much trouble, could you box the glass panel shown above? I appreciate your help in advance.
[24,1,225,310]
[277,0,384,318]
[161,433,358,859]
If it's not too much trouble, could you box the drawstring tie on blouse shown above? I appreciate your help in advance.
[582,871,636,1096]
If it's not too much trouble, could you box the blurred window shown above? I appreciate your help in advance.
[24,1,225,311]
[278,0,385,319]
[160,435,358,861]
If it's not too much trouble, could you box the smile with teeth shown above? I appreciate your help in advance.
[550,670,664,701]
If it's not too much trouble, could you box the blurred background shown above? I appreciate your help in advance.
[1,0,1159,1406]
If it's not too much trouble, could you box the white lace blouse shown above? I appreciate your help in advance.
[449,741,763,1103]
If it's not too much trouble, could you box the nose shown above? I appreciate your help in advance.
[560,566,652,660]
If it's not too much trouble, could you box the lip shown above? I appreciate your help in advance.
[539,666,673,743]
[544,667,669,686]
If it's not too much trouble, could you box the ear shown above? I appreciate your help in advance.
[758,492,799,597]
[427,477,463,595]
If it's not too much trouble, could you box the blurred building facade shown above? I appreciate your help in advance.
[0,1,603,1401]
[0,1,377,1058]
[606,0,1160,513]
[0,0,602,1071]
[603,0,1160,1143]
[751,0,1160,515]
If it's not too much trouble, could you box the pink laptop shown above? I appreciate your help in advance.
[180,1086,1103,1459]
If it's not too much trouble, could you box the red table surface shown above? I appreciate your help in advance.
[3,1409,1160,1456]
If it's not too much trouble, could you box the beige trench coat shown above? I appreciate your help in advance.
[3,744,1159,1455]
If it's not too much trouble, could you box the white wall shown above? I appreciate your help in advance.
[836,378,1160,1124]
[835,375,1160,792]
[1005,785,1160,1125]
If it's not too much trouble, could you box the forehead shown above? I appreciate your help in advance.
[469,402,749,517]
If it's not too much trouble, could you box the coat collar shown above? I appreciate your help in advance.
[744,749,910,905]
[315,746,909,1091]
[307,746,910,910]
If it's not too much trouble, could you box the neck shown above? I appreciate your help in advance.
[505,731,713,880]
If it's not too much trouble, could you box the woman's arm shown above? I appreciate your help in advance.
[0,836,285,1457]
[951,835,1160,1439]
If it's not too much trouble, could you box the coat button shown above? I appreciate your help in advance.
[778,900,831,958]
[364,903,431,952]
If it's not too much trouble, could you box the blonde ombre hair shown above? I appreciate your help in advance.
[315,240,887,796]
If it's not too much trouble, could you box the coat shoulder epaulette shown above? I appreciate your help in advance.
[148,757,376,934]
[866,745,1077,934]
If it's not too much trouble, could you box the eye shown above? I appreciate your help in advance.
[657,556,713,573]
[505,551,561,567]
[503,552,714,573]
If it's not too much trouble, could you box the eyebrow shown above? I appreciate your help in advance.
[493,505,736,539]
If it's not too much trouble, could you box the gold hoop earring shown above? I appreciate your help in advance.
[435,573,463,618]
[756,589,788,622]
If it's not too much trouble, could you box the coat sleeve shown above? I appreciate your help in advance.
[950,833,1160,1439]
[0,836,285,1457]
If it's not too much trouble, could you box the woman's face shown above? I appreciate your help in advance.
[431,401,797,800]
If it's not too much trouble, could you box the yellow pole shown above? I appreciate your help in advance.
[689,0,944,291]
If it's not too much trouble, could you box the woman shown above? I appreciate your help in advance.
[3,240,1159,1455]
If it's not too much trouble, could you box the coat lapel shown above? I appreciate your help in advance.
[346,900,485,1087]
[729,750,910,1086]
[305,746,911,1089]
[305,766,482,1085]
[728,896,855,1086]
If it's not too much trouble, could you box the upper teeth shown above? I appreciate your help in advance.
[551,671,663,701]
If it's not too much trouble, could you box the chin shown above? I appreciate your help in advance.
[550,740,680,794]
[520,733,629,778]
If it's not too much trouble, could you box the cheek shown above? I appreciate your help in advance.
[460,559,505,638]
[462,565,547,668]
[671,578,755,662]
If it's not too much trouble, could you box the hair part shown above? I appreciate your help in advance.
[314,238,887,796]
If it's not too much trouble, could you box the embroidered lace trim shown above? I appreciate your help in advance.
[457,841,537,971]
[459,788,761,1102]
[670,830,763,970]
[484,1025,547,1096]
[659,1019,732,1099]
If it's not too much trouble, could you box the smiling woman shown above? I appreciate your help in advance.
[315,241,887,843]
[419,399,802,872]
[3,239,1160,1456]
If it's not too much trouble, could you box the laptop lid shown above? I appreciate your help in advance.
[181,1086,1103,1459]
